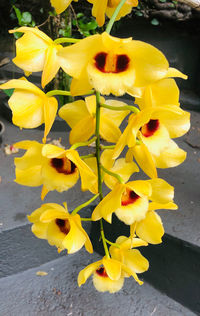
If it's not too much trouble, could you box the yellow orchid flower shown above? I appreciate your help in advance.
[78,256,143,293]
[50,0,78,14]
[113,106,190,177]
[109,236,149,275]
[28,202,93,253]
[59,95,130,144]
[92,178,176,226]
[87,0,138,27]
[14,141,98,199]
[0,78,57,143]
[58,32,185,96]
[9,27,62,88]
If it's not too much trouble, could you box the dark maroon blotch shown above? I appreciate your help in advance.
[116,54,130,73]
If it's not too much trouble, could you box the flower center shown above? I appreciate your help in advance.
[96,267,108,278]
[94,52,130,73]
[51,157,76,175]
[121,188,140,206]
[107,0,120,8]
[55,218,70,235]
[141,119,159,137]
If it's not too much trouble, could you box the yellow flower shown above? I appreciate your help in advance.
[28,202,93,253]
[78,256,143,293]
[58,32,184,96]
[59,95,130,144]
[9,27,62,88]
[109,236,149,275]
[14,141,98,199]
[0,78,57,142]
[87,0,138,27]
[50,0,78,14]
[92,178,176,226]
[113,106,190,177]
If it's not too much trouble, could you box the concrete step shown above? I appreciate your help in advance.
[0,252,196,316]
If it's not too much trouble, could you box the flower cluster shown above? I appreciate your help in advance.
[0,0,190,294]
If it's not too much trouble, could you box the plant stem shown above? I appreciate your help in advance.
[72,194,99,215]
[100,145,116,150]
[54,37,80,44]
[46,90,72,97]
[95,91,110,258]
[101,103,140,113]
[95,92,103,200]
[100,219,110,258]
[105,239,120,248]
[81,218,93,221]
[106,0,127,34]
[80,153,96,160]
[70,136,96,150]
[101,165,124,184]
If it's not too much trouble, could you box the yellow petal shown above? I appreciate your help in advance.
[43,96,58,143]
[147,178,174,203]
[42,45,61,88]
[121,263,143,285]
[31,222,49,239]
[123,249,149,273]
[69,116,95,145]
[92,184,125,222]
[165,67,188,80]
[41,185,49,200]
[136,211,164,244]
[103,257,122,280]
[42,144,66,158]
[154,139,187,168]
[78,260,102,286]
[46,220,67,249]
[14,140,43,169]
[15,166,42,186]
[59,100,90,128]
[102,99,130,127]
[148,201,178,211]
[127,144,157,179]
[127,180,152,197]
[40,208,68,222]
[100,116,121,143]
[50,0,73,14]
[91,0,108,26]
[66,150,98,194]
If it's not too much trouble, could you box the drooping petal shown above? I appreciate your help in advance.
[43,96,58,143]
[92,184,125,222]
[69,116,95,144]
[78,260,102,286]
[31,222,49,239]
[100,116,122,143]
[42,45,62,88]
[103,257,122,280]
[136,211,164,244]
[126,144,157,179]
[148,201,178,211]
[73,215,93,254]
[101,99,130,127]
[59,100,90,128]
[66,149,98,194]
[123,249,149,274]
[15,165,43,186]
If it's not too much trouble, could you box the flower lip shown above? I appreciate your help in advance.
[141,119,160,137]
[95,267,108,278]
[55,218,70,235]
[51,157,77,175]
[94,52,130,74]
[121,188,140,206]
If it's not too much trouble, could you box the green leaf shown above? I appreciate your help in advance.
[159,0,167,2]
[3,89,14,97]
[135,11,143,16]
[21,12,32,25]
[77,13,84,19]
[151,18,159,26]
[13,31,23,39]
[13,5,22,25]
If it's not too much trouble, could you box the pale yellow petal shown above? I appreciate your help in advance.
[147,178,174,203]
[69,116,95,145]
[43,96,58,143]
[59,100,90,128]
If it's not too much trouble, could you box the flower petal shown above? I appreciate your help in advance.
[147,178,174,203]
[136,211,164,244]
[43,96,58,143]
[42,45,61,88]
[69,116,95,144]
[78,260,102,286]
[123,249,149,273]
[103,257,122,280]
[59,100,90,128]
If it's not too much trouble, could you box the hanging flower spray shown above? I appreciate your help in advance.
[0,0,190,293]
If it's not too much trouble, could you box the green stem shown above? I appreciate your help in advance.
[106,0,127,34]
[95,92,103,200]
[105,239,120,248]
[81,217,93,221]
[101,103,140,114]
[101,165,124,184]
[100,145,116,150]
[72,194,99,215]
[46,90,71,97]
[70,136,96,150]
[80,153,96,160]
[100,219,110,258]
[95,91,110,258]
[54,37,80,44]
